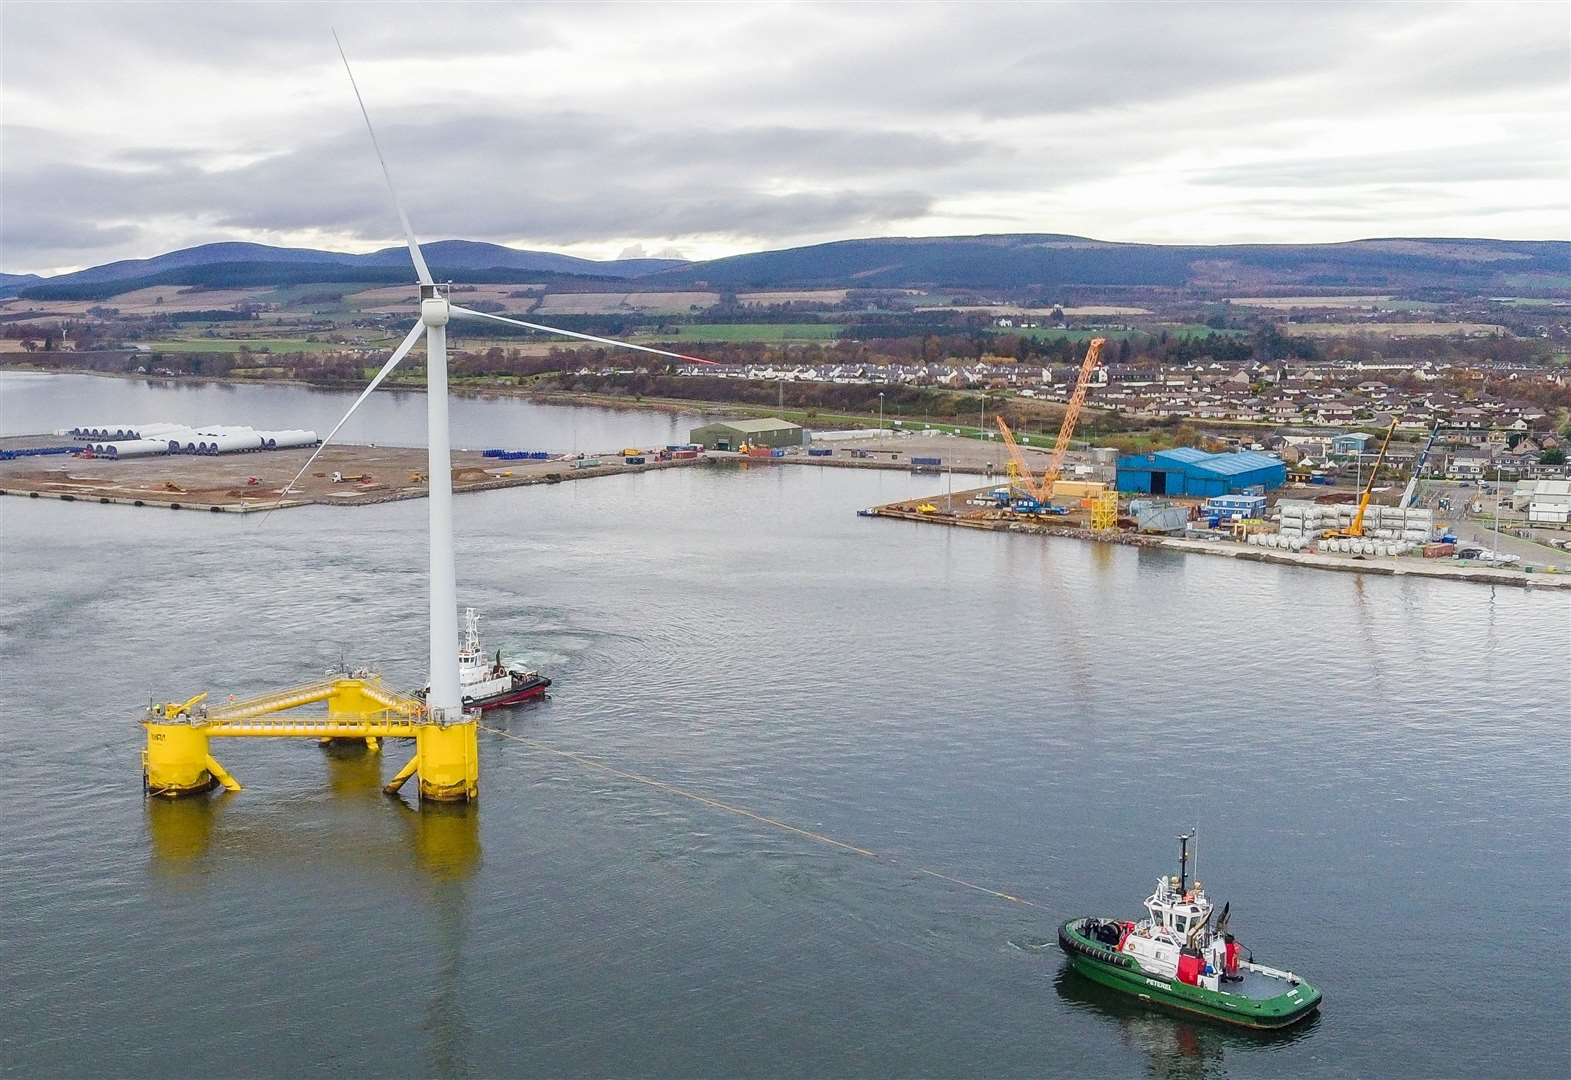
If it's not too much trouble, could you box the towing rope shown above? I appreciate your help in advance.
[479,724,1043,910]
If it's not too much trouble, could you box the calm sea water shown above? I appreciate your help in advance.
[0,369,711,451]
[1,375,1568,1079]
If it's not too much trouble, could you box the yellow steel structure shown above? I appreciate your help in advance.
[1322,418,1399,540]
[1091,490,1120,530]
[141,675,478,802]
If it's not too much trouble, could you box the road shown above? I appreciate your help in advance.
[1412,479,1571,570]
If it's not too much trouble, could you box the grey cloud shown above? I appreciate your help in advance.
[0,113,943,263]
[1193,144,1570,189]
[704,2,1379,120]
[0,212,139,260]
[2,0,1566,271]
[0,1,560,84]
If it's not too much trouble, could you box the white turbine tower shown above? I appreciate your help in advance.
[284,32,718,778]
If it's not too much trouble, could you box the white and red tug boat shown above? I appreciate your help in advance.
[417,607,551,711]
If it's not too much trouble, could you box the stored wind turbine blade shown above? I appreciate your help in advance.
[448,305,720,365]
[280,320,425,496]
[332,28,433,286]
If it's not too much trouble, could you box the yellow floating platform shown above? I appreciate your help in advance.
[141,675,478,802]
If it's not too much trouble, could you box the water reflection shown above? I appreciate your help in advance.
[145,764,481,1079]
[399,802,480,1080]
[1350,575,1386,684]
[322,738,388,797]
[1052,964,1319,1079]
[1090,539,1116,576]
[144,793,228,875]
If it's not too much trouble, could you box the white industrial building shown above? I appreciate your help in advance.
[1522,479,1571,524]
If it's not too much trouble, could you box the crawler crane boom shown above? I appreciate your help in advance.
[1043,337,1107,497]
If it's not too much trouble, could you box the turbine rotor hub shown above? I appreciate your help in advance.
[420,286,450,327]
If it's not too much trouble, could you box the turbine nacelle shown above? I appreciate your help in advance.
[420,283,451,327]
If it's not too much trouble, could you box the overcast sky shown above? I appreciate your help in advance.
[2,0,1567,275]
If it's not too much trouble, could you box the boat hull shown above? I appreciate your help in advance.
[1058,919,1321,1031]
[463,676,551,711]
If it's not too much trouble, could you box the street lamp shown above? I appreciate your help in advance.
[878,391,884,432]
[1494,461,1503,556]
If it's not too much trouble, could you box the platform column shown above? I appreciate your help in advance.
[415,714,478,803]
[143,722,239,797]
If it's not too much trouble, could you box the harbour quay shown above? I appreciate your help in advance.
[0,433,706,512]
[866,485,1571,589]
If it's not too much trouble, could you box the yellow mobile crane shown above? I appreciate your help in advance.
[1323,417,1398,540]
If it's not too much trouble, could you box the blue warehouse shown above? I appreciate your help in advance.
[1116,447,1286,498]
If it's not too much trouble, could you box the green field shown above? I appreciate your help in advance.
[1013,324,1246,342]
[1499,272,1571,290]
[636,323,846,343]
[1376,300,1443,312]
[1491,297,1570,308]
[142,338,338,354]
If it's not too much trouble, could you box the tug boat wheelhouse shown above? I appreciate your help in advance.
[1058,834,1321,1030]
[417,608,551,711]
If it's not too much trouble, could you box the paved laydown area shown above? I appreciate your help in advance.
[0,428,1057,513]
[0,435,700,511]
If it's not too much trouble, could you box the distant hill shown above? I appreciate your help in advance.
[13,262,654,302]
[0,272,45,297]
[352,240,687,279]
[9,234,1568,302]
[15,240,687,296]
[652,234,1571,293]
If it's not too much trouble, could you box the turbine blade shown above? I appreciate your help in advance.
[279,320,425,497]
[332,28,433,286]
[448,305,719,365]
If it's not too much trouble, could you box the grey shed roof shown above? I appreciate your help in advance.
[702,417,801,433]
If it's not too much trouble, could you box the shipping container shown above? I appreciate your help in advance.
[1052,479,1107,499]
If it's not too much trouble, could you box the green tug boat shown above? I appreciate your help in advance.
[1059,833,1322,1030]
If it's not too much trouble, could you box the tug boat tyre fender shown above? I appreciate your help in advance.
[1057,919,1138,971]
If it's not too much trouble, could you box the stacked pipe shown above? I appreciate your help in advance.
[64,421,319,456]
[1277,499,1435,544]
[88,439,172,459]
[67,422,190,441]
[253,430,319,450]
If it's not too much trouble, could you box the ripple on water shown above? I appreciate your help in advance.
[1,381,1568,1078]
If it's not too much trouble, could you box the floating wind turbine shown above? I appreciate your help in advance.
[288,31,720,727]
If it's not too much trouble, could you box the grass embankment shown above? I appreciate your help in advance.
[1012,324,1246,342]
[634,323,846,343]
[141,338,338,354]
